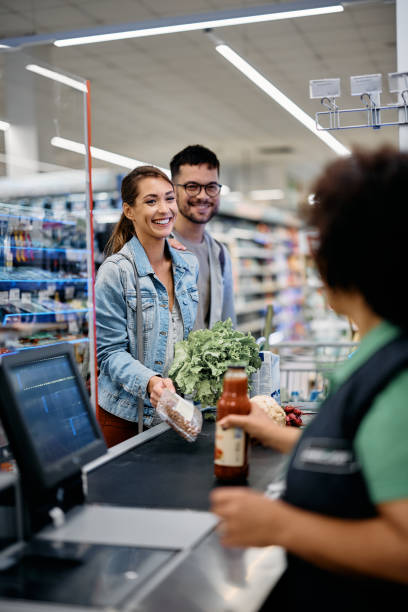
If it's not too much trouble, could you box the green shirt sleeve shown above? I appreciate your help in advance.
[356,369,408,504]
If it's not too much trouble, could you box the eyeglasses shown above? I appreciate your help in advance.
[176,182,222,197]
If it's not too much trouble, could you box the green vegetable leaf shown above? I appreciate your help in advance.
[169,318,262,407]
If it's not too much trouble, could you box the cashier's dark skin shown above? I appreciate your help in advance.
[212,290,408,585]
[211,149,408,587]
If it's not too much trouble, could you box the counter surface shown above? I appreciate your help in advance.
[0,420,289,611]
[87,419,288,510]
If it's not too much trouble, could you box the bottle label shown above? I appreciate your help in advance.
[214,423,245,467]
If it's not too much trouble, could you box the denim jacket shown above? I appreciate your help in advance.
[95,236,199,425]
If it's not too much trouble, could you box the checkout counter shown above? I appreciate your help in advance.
[0,344,289,611]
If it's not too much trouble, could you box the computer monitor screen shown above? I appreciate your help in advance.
[0,344,106,490]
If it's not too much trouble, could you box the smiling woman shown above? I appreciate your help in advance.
[95,166,199,447]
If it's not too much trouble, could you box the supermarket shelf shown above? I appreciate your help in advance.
[235,298,272,316]
[235,247,275,259]
[238,281,277,296]
[210,212,304,338]
[0,211,76,226]
[236,317,265,334]
[0,278,89,284]
[238,268,272,278]
[3,246,89,255]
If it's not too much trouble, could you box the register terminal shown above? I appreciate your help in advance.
[0,343,217,607]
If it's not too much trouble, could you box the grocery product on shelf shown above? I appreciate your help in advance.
[0,201,91,353]
[209,215,304,339]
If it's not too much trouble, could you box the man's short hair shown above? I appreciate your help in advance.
[170,145,220,179]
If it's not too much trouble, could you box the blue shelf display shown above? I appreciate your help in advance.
[0,202,91,355]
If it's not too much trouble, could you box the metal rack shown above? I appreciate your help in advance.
[310,72,408,131]
[271,341,359,402]
[316,93,408,131]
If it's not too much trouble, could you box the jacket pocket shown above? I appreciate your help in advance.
[187,288,199,303]
[126,296,155,331]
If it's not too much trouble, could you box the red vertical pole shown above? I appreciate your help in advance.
[85,80,98,409]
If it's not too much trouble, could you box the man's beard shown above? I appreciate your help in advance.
[179,201,218,224]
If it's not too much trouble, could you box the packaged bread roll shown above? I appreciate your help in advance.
[250,395,286,427]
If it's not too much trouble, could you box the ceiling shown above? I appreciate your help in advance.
[0,0,399,206]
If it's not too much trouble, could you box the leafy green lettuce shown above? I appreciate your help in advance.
[169,319,262,408]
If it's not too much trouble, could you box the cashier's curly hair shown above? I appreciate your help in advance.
[104,165,174,256]
[304,146,408,330]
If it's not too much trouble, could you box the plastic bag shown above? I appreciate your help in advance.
[156,389,203,442]
[250,351,281,403]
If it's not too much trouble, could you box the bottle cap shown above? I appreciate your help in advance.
[227,362,247,369]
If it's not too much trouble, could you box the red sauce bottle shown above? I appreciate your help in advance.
[214,364,251,482]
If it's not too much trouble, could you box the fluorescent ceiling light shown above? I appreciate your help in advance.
[54,5,343,47]
[215,44,350,157]
[0,120,10,131]
[26,64,87,92]
[251,189,284,200]
[51,137,170,175]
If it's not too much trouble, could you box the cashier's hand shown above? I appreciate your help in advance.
[211,488,282,548]
[147,376,175,408]
[219,403,275,443]
[219,403,300,454]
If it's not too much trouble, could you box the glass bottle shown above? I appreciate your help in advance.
[214,364,251,482]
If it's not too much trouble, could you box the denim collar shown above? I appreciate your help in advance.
[122,235,191,277]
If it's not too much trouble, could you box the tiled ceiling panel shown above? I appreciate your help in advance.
[0,0,400,195]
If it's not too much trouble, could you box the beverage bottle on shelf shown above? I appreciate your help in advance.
[214,364,251,482]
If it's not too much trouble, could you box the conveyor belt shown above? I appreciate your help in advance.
[87,420,287,511]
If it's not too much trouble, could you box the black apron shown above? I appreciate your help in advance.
[262,334,408,611]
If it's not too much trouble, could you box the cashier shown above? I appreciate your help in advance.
[211,146,408,610]
[95,166,198,447]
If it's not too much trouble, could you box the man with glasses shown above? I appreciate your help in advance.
[170,144,236,330]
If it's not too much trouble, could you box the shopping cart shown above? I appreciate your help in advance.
[271,341,359,403]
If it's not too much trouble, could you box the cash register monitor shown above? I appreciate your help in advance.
[0,343,107,491]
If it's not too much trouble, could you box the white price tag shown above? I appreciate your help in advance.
[68,319,79,334]
[65,286,75,300]
[9,288,20,302]
[350,74,382,96]
[0,291,8,304]
[388,72,408,94]
[38,290,48,302]
[21,292,32,303]
[309,78,341,99]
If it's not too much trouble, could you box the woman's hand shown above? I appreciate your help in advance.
[147,376,175,408]
[219,402,300,454]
